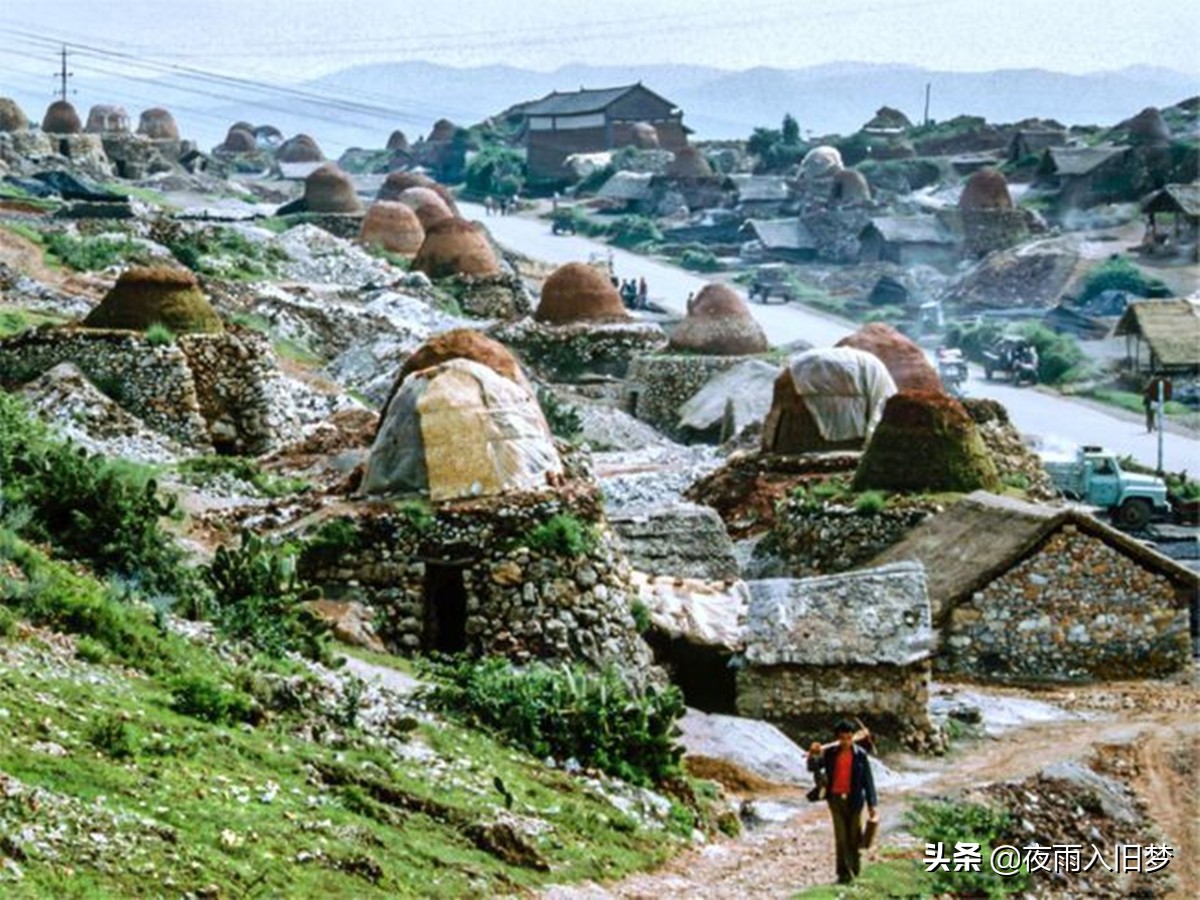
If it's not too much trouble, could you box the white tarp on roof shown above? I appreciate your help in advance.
[678,358,779,436]
[786,347,896,442]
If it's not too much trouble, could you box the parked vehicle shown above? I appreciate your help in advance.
[936,347,969,397]
[983,336,1038,385]
[748,264,796,304]
[550,210,577,235]
[1041,445,1171,529]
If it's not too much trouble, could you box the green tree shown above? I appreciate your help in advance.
[782,113,801,145]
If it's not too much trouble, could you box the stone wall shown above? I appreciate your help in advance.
[626,353,748,436]
[942,525,1192,680]
[297,484,657,680]
[960,208,1030,259]
[491,319,667,382]
[0,327,210,447]
[736,662,939,750]
[770,499,939,577]
[609,502,740,581]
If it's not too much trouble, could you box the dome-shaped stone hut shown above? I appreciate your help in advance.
[630,121,659,149]
[386,130,410,151]
[277,133,324,163]
[412,218,500,279]
[137,108,180,140]
[0,97,29,132]
[254,125,283,148]
[835,323,941,393]
[85,104,130,134]
[378,172,459,215]
[668,284,768,355]
[959,168,1013,210]
[398,328,528,389]
[42,100,82,135]
[82,266,223,334]
[1126,106,1171,144]
[303,162,362,214]
[396,186,454,229]
[830,168,871,204]
[852,391,1000,493]
[799,146,843,179]
[359,200,425,256]
[667,145,714,179]
[428,118,458,143]
[535,262,631,325]
[761,347,896,454]
[221,127,258,154]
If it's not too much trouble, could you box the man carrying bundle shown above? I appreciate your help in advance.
[807,718,879,884]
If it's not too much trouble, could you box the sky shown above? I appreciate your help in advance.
[2,0,1198,86]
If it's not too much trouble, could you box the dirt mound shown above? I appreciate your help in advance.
[303,163,362,214]
[853,391,1000,493]
[359,201,425,255]
[396,186,453,229]
[535,262,630,325]
[412,218,501,279]
[0,97,29,132]
[667,146,714,179]
[277,133,324,163]
[137,107,179,140]
[942,245,1079,311]
[684,756,778,793]
[82,266,223,334]
[669,284,768,356]
[42,100,82,135]
[959,168,1012,210]
[836,322,941,393]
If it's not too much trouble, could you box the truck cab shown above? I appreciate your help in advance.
[1041,446,1170,529]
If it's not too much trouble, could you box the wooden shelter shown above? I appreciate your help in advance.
[1114,299,1200,375]
[1140,183,1200,257]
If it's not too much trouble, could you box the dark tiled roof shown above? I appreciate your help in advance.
[520,85,640,117]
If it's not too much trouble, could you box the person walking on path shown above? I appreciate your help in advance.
[808,719,879,884]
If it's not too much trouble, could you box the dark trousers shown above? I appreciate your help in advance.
[828,795,863,883]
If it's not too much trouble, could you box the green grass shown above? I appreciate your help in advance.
[175,455,310,498]
[794,852,932,898]
[0,535,687,897]
[0,308,65,338]
[1078,387,1192,418]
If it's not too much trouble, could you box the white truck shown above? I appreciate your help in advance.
[1041,445,1171,530]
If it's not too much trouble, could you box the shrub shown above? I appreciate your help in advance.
[420,657,685,785]
[680,248,721,272]
[1079,256,1169,302]
[607,216,662,249]
[906,799,1028,896]
[537,387,583,440]
[854,491,887,515]
[523,514,595,556]
[0,605,15,637]
[1017,322,1089,384]
[43,231,151,271]
[144,322,176,346]
[170,673,256,725]
[86,713,137,759]
[176,455,308,498]
[630,599,651,634]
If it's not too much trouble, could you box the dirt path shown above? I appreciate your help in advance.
[543,681,1198,899]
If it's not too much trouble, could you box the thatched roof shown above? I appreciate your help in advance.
[862,216,959,246]
[0,97,29,132]
[42,100,82,135]
[137,108,179,140]
[743,561,934,667]
[277,134,324,163]
[959,168,1013,210]
[412,218,501,279]
[535,262,630,325]
[1114,299,1200,368]
[669,283,768,355]
[743,219,817,251]
[1044,145,1128,177]
[1141,183,1200,218]
[82,266,223,335]
[396,186,453,229]
[836,323,941,393]
[666,146,714,179]
[85,104,130,134]
[359,201,425,255]
[868,491,1199,623]
[598,171,654,202]
[303,163,362,214]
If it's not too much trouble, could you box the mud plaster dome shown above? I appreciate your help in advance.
[831,168,871,203]
[303,163,363,214]
[396,186,454,229]
[378,171,459,214]
[799,146,843,178]
[222,128,258,154]
[0,97,29,132]
[82,266,223,335]
[363,357,561,501]
[138,108,180,140]
[398,328,528,388]
[535,262,631,325]
[959,168,1013,210]
[277,133,324,163]
[428,119,458,142]
[359,201,425,255]
[667,146,714,179]
[853,390,1000,493]
[42,100,82,135]
[668,283,768,355]
[412,218,501,279]
[85,104,130,134]
[836,322,941,393]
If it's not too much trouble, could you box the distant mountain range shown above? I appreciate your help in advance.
[10,61,1197,158]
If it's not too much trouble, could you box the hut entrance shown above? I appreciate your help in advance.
[646,635,737,714]
[423,564,468,654]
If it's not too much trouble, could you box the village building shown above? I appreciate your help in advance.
[1113,299,1200,377]
[740,219,818,263]
[725,175,792,218]
[1139,183,1200,260]
[858,214,962,268]
[1006,128,1067,163]
[870,491,1198,681]
[1036,144,1132,209]
[596,170,656,214]
[510,83,687,182]
[297,329,656,677]
[736,561,940,749]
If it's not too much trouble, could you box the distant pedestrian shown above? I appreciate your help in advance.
[637,277,648,310]
[1144,393,1156,433]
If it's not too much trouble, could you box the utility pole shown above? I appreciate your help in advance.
[923,83,931,126]
[56,45,73,101]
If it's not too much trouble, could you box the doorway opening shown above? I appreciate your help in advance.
[423,564,468,654]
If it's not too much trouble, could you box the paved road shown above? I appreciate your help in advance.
[465,203,1199,473]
